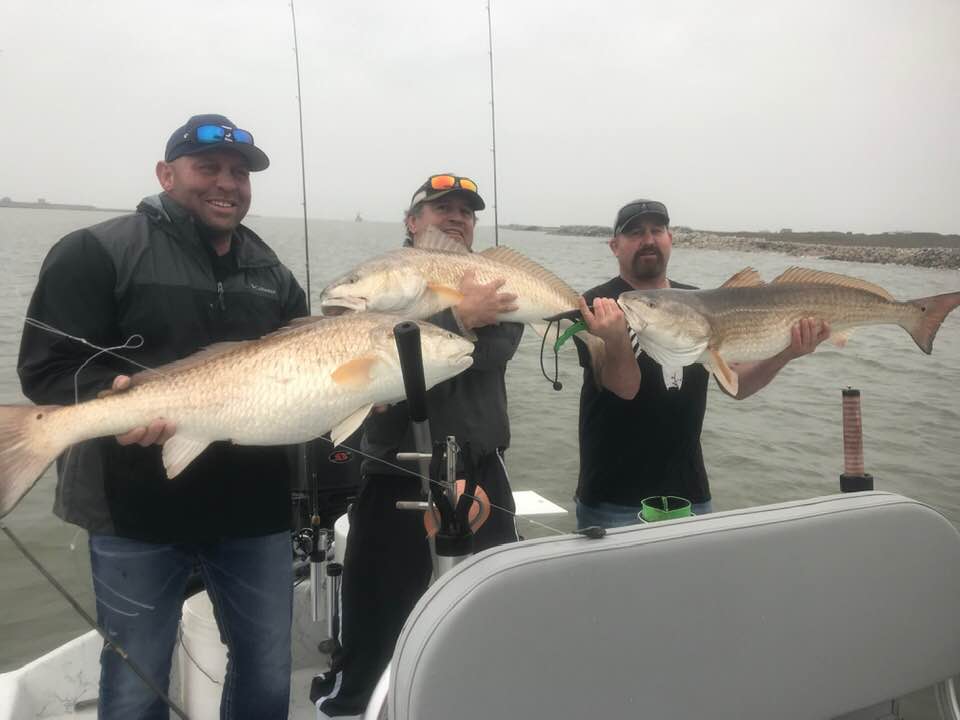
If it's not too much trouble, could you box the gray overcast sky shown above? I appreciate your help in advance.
[3,0,958,233]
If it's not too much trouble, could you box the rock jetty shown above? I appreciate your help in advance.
[671,231,960,270]
[502,224,960,270]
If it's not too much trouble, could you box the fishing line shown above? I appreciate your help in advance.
[538,319,563,390]
[72,335,146,404]
[177,625,221,687]
[24,317,165,389]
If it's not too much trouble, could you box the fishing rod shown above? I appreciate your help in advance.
[290,0,311,308]
[288,0,332,628]
[485,0,501,247]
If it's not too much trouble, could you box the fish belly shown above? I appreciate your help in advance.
[711,317,797,364]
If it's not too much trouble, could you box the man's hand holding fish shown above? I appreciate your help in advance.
[453,268,519,331]
[577,296,639,400]
[107,374,177,447]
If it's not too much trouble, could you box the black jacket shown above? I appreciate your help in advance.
[18,194,308,541]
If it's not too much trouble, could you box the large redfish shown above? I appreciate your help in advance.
[320,229,579,330]
[0,314,474,518]
[617,267,960,395]
[318,227,606,369]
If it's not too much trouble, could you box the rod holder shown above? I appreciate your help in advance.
[840,388,874,492]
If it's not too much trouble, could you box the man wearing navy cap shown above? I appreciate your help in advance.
[18,114,306,718]
[573,199,829,529]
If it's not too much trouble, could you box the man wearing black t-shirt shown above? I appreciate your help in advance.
[573,199,829,529]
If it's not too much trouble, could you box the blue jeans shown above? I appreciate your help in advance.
[89,532,293,720]
[576,498,714,530]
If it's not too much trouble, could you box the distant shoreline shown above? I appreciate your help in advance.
[503,224,960,270]
[0,200,130,213]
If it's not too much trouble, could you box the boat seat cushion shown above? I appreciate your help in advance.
[389,492,960,720]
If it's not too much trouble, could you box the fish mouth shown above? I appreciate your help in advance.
[319,297,367,316]
[616,299,649,331]
[448,337,476,369]
[451,353,474,373]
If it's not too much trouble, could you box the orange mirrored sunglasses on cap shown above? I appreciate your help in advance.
[428,175,478,193]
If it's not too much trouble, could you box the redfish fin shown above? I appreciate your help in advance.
[414,226,470,254]
[771,267,895,300]
[426,282,465,305]
[331,356,380,387]
[905,291,960,354]
[331,404,373,448]
[830,331,850,348]
[706,349,739,396]
[481,246,580,299]
[0,404,65,518]
[578,332,607,388]
[720,267,765,288]
[162,436,210,479]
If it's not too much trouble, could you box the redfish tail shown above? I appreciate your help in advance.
[905,291,960,354]
[580,332,607,387]
[0,405,65,518]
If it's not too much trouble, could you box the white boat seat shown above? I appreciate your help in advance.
[386,492,960,720]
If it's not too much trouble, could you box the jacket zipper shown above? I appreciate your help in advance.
[217,281,226,310]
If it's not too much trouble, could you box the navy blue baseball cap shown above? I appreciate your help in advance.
[164,114,270,172]
[614,199,670,234]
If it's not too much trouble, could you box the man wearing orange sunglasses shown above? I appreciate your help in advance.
[315,174,524,719]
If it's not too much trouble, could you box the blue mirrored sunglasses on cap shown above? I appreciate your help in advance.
[193,124,255,145]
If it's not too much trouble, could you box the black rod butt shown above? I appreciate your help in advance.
[394,321,429,422]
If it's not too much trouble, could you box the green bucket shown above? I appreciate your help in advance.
[640,495,693,522]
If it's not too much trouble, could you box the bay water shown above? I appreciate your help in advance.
[1,208,958,675]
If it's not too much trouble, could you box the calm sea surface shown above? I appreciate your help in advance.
[1,208,958,673]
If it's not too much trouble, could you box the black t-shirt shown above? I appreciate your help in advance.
[575,276,710,506]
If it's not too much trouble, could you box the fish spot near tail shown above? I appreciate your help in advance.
[905,291,960,354]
